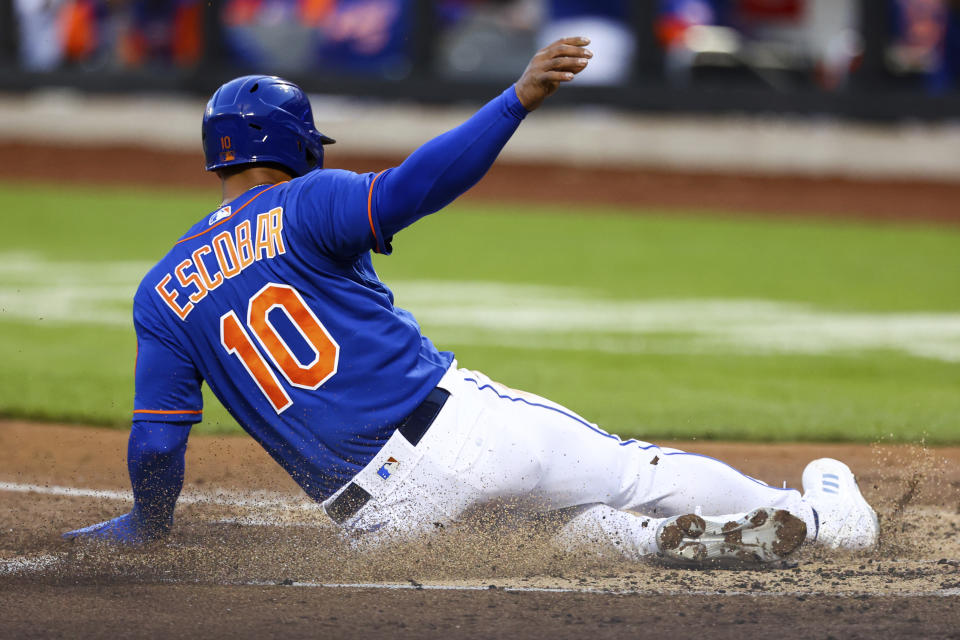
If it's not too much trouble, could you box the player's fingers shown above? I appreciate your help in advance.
[546,43,594,60]
[540,70,578,84]
[544,56,590,73]
[530,39,591,66]
[555,36,591,47]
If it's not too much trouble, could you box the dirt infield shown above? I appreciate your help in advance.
[4,142,960,225]
[2,420,959,638]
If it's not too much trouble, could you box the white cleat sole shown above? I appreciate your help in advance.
[656,507,807,567]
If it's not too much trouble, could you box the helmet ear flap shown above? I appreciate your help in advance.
[294,139,315,171]
[305,147,319,171]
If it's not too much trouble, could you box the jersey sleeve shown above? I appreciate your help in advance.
[370,85,527,240]
[288,169,387,260]
[132,295,204,424]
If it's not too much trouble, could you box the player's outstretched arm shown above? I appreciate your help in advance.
[363,37,591,244]
[63,422,190,544]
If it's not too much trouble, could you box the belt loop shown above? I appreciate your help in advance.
[397,387,450,446]
[325,482,372,525]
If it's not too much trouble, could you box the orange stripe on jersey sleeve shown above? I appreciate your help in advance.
[176,182,287,246]
[367,171,384,253]
[134,409,203,415]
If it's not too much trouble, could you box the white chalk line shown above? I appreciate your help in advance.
[2,252,960,362]
[0,554,64,576]
[256,581,960,598]
[1,557,955,599]
[0,480,321,512]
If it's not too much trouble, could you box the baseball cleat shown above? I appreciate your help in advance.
[655,508,806,567]
[801,458,879,550]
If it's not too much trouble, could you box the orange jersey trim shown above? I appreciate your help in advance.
[367,171,384,253]
[134,409,203,415]
[176,182,287,246]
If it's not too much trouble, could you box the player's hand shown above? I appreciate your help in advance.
[62,509,171,545]
[515,36,592,111]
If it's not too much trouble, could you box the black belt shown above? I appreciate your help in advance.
[325,387,450,525]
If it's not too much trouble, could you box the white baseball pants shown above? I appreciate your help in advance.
[322,363,814,558]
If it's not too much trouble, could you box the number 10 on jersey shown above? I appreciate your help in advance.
[220,283,339,413]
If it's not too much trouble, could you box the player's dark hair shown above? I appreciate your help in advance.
[215,162,297,181]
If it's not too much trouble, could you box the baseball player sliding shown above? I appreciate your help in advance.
[65,37,879,566]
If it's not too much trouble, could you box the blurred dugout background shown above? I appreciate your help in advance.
[2,0,960,121]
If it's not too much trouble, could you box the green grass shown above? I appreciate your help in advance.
[452,346,959,444]
[0,181,216,262]
[1,181,958,442]
[383,204,960,312]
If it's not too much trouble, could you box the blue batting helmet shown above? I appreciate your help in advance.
[202,75,335,177]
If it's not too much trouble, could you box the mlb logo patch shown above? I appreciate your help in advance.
[377,457,399,480]
[208,206,231,226]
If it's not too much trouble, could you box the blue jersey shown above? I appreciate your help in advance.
[133,174,452,500]
[132,86,528,501]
